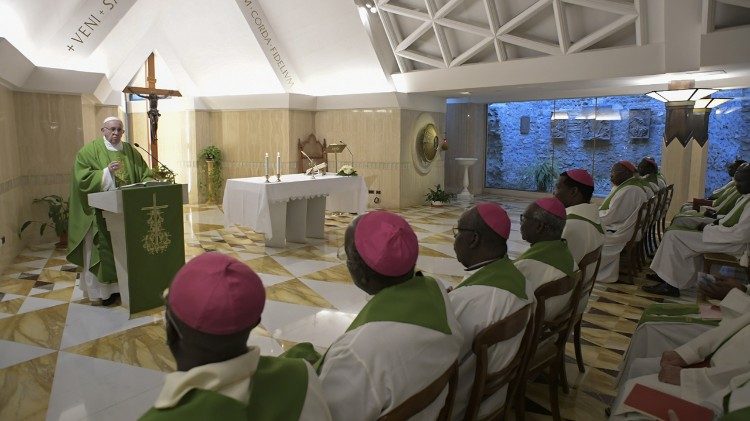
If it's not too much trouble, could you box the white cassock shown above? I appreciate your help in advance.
[618,288,750,388]
[704,370,750,418]
[80,138,122,300]
[448,259,530,420]
[562,203,605,313]
[318,284,464,421]
[597,182,650,283]
[612,310,750,418]
[650,194,750,290]
[514,243,578,321]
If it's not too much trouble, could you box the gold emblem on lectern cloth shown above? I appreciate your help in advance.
[141,193,171,255]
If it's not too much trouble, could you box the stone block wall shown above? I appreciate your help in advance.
[705,88,750,196]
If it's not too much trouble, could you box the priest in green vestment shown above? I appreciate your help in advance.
[66,117,154,305]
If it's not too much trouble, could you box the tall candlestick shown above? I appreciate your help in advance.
[264,153,269,182]
[276,152,281,176]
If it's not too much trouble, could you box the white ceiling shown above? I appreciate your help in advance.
[0,0,749,103]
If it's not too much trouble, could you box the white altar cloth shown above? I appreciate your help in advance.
[223,173,368,240]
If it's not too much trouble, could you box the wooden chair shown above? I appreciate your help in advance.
[657,185,675,242]
[572,247,603,373]
[620,200,649,284]
[462,304,533,421]
[297,134,328,173]
[647,189,666,256]
[378,360,459,421]
[514,271,582,421]
[638,196,657,268]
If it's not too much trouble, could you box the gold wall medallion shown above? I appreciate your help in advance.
[141,194,171,255]
[417,123,440,165]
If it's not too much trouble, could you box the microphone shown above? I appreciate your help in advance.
[134,143,175,178]
[300,150,315,167]
[340,140,354,167]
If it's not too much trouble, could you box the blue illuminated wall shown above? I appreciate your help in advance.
[486,95,665,196]
[705,88,750,196]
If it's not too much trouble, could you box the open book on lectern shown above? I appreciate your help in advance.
[118,181,173,190]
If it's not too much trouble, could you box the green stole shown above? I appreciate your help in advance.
[600,177,643,211]
[715,188,742,215]
[67,139,154,282]
[722,378,750,420]
[456,257,527,299]
[346,275,452,335]
[515,240,575,277]
[721,195,750,227]
[712,181,735,200]
[139,357,309,421]
[567,213,604,234]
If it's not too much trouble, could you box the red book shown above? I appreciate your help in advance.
[623,384,713,421]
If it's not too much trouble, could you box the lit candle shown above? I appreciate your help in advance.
[276,152,281,175]
[264,153,269,176]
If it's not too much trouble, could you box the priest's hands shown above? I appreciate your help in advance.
[659,350,686,385]
[107,161,121,173]
[658,364,683,385]
[699,276,748,300]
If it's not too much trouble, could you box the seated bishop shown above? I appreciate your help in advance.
[637,156,667,193]
[643,164,750,297]
[449,203,530,420]
[288,211,464,421]
[140,253,331,421]
[596,161,650,283]
[554,169,604,312]
[515,197,578,320]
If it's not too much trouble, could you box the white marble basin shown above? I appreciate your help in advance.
[455,157,478,167]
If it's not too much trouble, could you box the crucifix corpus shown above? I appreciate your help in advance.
[123,53,181,168]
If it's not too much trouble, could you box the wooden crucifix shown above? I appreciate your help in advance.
[123,53,181,168]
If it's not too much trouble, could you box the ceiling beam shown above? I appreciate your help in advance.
[435,18,493,37]
[395,21,432,52]
[378,3,430,21]
[481,0,508,61]
[497,0,552,36]
[567,14,637,53]
[552,0,570,54]
[396,49,447,68]
[425,0,453,67]
[561,0,636,15]
[498,34,561,55]
[450,37,495,67]
[378,9,413,72]
[702,0,717,34]
[635,0,648,45]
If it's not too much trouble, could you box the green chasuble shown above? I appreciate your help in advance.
[66,139,153,283]
[600,177,645,211]
[456,256,527,299]
[139,357,309,421]
[515,240,575,277]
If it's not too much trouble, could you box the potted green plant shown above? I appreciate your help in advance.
[199,145,223,204]
[530,161,559,192]
[425,184,455,206]
[19,195,69,246]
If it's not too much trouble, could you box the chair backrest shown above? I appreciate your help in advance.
[378,360,459,421]
[530,271,582,354]
[641,196,657,236]
[653,188,667,224]
[575,246,603,318]
[662,184,675,219]
[297,134,328,173]
[627,200,650,246]
[463,303,533,421]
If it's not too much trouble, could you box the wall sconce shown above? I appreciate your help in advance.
[646,88,718,103]
[647,81,725,147]
[693,98,730,109]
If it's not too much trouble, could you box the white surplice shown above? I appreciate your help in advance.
[650,194,750,290]
[597,183,650,283]
[613,311,750,418]
[562,203,604,313]
[317,287,464,421]
[514,253,578,321]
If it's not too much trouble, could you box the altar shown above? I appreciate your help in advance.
[223,173,368,247]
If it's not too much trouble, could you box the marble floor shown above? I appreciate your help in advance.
[0,196,694,421]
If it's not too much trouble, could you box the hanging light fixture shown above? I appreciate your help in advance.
[693,97,731,109]
[646,88,718,103]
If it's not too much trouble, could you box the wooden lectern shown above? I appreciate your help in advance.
[88,183,188,314]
